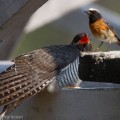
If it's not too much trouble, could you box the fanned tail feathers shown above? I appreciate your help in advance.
[0,51,56,106]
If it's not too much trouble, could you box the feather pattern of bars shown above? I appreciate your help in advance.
[57,57,81,87]
[0,45,80,106]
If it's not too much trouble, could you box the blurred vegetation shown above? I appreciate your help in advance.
[12,24,71,58]
[12,24,108,58]
[12,1,118,58]
[97,0,120,13]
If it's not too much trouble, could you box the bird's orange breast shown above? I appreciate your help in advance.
[89,19,109,37]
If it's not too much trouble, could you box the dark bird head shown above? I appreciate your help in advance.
[84,8,102,24]
[71,33,92,52]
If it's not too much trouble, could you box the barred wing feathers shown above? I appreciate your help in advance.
[0,45,80,106]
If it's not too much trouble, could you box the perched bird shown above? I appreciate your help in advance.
[0,33,92,119]
[85,8,120,48]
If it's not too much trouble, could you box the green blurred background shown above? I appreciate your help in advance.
[13,25,71,57]
[12,0,120,58]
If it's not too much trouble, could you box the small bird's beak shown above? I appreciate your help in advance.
[84,10,91,15]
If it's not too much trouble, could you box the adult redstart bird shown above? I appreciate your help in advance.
[85,8,120,48]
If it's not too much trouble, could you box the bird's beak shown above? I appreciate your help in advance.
[84,10,91,15]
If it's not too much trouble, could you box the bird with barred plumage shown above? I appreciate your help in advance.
[0,33,92,119]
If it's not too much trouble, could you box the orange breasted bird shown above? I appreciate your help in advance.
[0,33,92,118]
[85,8,120,48]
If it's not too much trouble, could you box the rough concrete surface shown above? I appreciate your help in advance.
[7,89,120,120]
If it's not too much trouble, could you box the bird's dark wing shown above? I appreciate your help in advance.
[0,45,80,106]
[104,19,120,40]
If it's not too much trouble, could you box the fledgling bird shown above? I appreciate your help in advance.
[85,8,120,49]
[0,33,92,119]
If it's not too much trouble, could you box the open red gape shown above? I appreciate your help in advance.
[79,35,90,44]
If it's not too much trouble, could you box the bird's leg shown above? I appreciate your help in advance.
[96,41,103,51]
